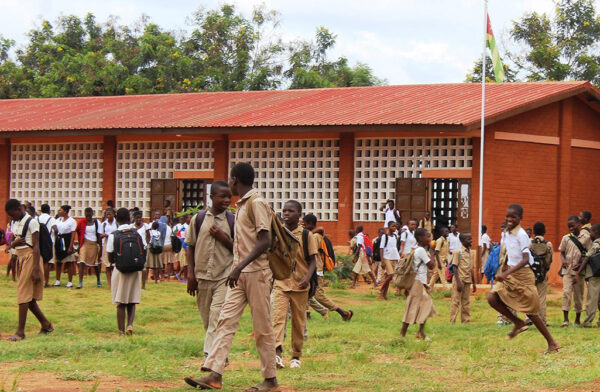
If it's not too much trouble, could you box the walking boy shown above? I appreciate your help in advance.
[449,233,477,324]
[185,181,234,362]
[4,199,53,341]
[185,163,278,391]
[273,201,317,369]
[378,221,401,300]
[530,222,553,325]
[448,224,461,254]
[350,226,377,289]
[429,226,449,290]
[576,224,600,327]
[303,214,354,321]
[558,216,591,327]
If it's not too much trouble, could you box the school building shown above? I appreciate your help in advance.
[1,82,599,254]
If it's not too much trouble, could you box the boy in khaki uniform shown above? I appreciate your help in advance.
[558,216,591,327]
[450,233,477,324]
[185,164,278,392]
[273,201,317,369]
[430,226,449,290]
[185,181,234,361]
[530,222,553,325]
[576,224,600,328]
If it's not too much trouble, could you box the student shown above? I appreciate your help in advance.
[448,224,461,254]
[381,200,401,227]
[429,226,450,290]
[185,181,234,363]
[449,233,477,324]
[161,220,176,281]
[100,208,118,288]
[54,205,77,288]
[351,225,377,289]
[185,163,279,391]
[487,204,559,353]
[271,200,317,370]
[530,222,553,325]
[418,211,435,234]
[399,219,418,257]
[580,210,592,233]
[176,215,190,282]
[303,214,354,321]
[4,199,53,341]
[371,228,384,285]
[107,208,144,335]
[576,224,600,327]
[379,221,401,300]
[75,207,102,289]
[480,225,491,281]
[497,221,515,326]
[5,222,17,282]
[38,204,58,288]
[147,222,163,284]
[400,228,436,340]
[132,211,150,290]
[558,215,590,327]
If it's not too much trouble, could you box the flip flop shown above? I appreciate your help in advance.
[343,310,354,322]
[244,385,281,392]
[7,334,25,341]
[39,323,54,335]
[183,376,222,389]
[544,347,561,355]
[561,322,569,328]
[508,325,529,340]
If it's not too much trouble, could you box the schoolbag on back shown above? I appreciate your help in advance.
[246,193,300,280]
[363,234,374,257]
[484,244,501,283]
[149,234,163,254]
[113,229,145,272]
[589,251,600,278]
[171,231,182,253]
[302,230,319,297]
[530,238,552,283]
[319,234,336,272]
[393,248,417,291]
[21,217,53,263]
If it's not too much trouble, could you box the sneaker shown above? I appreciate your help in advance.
[497,321,504,327]
[66,282,73,288]
[275,355,285,369]
[290,359,301,369]
[97,281,102,288]
[53,280,61,287]
[75,282,83,289]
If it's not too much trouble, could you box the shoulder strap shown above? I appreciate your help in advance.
[245,193,260,227]
[384,234,388,248]
[568,235,587,256]
[195,210,208,237]
[582,227,591,233]
[21,216,33,238]
[225,211,235,239]
[302,229,310,262]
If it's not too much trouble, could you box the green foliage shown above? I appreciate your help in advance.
[0,4,382,98]
[465,55,517,83]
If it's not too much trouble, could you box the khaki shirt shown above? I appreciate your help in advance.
[559,231,591,276]
[313,232,325,272]
[186,210,234,281]
[274,226,318,292]
[233,189,271,273]
[435,236,449,262]
[451,246,474,284]
[585,238,600,279]
[419,218,434,233]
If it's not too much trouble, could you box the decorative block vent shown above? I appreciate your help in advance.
[10,143,104,218]
[229,139,340,221]
[354,137,473,221]
[116,141,214,215]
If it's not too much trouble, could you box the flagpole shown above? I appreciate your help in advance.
[478,0,487,252]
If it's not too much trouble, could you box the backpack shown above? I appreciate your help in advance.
[447,251,462,278]
[149,232,164,254]
[113,229,146,272]
[392,248,418,291]
[372,237,381,262]
[171,231,182,253]
[530,238,552,283]
[484,244,501,284]
[302,230,319,298]
[589,252,600,278]
[20,216,53,263]
[246,193,300,280]
[383,234,401,252]
[363,234,374,257]
[319,234,336,272]
[194,209,235,239]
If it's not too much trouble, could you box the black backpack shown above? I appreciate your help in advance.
[530,238,551,283]
[302,230,319,298]
[588,252,600,278]
[372,237,382,262]
[113,229,146,273]
[21,216,53,263]
[171,231,182,253]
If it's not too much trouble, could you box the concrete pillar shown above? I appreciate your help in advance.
[102,136,117,210]
[336,133,355,243]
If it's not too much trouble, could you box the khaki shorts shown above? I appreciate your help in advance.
[16,248,43,304]
[383,258,397,275]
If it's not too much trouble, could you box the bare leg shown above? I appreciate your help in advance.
[400,322,409,337]
[379,275,393,299]
[369,271,377,288]
[77,263,85,285]
[106,266,112,288]
[351,273,358,288]
[55,262,62,282]
[416,323,427,338]
[15,303,28,338]
[116,304,126,333]
[94,265,101,284]
[563,310,569,324]
[43,263,50,286]
[28,300,51,329]
[67,263,75,283]
[153,268,160,283]
[166,263,172,281]
[126,304,136,327]
[142,270,148,289]
[526,314,559,351]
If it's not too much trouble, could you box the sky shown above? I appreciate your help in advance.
[0,0,591,85]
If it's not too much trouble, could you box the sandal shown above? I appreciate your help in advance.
[39,323,54,335]
[7,334,25,341]
[561,322,569,328]
[508,324,529,340]
[343,310,354,322]
[126,326,133,336]
[244,384,281,392]
[544,346,561,355]
[184,376,222,389]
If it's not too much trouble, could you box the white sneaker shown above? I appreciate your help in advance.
[53,280,61,287]
[275,355,285,369]
[290,359,301,369]
[66,282,73,288]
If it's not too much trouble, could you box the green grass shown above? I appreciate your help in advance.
[0,270,599,391]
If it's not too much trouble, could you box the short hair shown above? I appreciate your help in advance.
[41,204,51,213]
[414,228,428,241]
[61,205,72,214]
[303,213,317,226]
[133,211,143,218]
[581,210,592,222]
[591,224,600,234]
[408,218,418,224]
[105,207,115,214]
[568,215,580,223]
[116,208,130,223]
[230,162,255,186]
[151,221,159,229]
[459,232,472,241]
[211,180,230,195]
[440,226,449,232]
[284,200,302,214]
[388,200,394,206]
[355,225,363,233]
[481,225,487,234]
[533,222,546,236]
[85,207,94,214]
[349,229,355,236]
[4,199,21,212]
[378,228,385,234]
[507,203,523,218]
[27,205,36,215]
[107,200,115,207]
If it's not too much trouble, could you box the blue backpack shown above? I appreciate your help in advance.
[484,244,501,286]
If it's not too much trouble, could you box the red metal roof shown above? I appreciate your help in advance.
[1,81,598,133]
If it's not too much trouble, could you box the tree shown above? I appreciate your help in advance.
[465,55,517,83]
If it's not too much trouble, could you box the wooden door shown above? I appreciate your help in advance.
[150,179,177,218]
[456,179,472,234]
[395,178,428,223]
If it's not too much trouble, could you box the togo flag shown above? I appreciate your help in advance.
[486,14,505,83]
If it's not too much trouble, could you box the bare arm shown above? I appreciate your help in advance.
[31,231,42,283]
[299,254,317,290]
[186,244,197,296]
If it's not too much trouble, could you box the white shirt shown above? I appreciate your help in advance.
[38,213,57,243]
[382,234,400,260]
[149,229,161,243]
[11,214,40,249]
[100,219,118,246]
[400,230,417,256]
[383,207,396,225]
[356,232,365,249]
[57,216,77,235]
[480,233,491,252]
[504,226,534,267]
[164,225,173,246]
[448,232,461,253]
[413,246,430,284]
[84,220,101,242]
[133,223,149,248]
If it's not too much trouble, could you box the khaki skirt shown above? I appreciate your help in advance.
[111,269,142,305]
[352,250,371,275]
[178,249,188,268]
[402,279,436,324]
[161,245,175,264]
[15,248,44,305]
[78,242,100,266]
[146,251,163,269]
[492,267,539,315]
